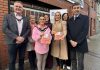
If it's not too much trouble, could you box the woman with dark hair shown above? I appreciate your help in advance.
[62,13,71,70]
[62,13,69,21]
[44,14,53,69]
[44,14,52,30]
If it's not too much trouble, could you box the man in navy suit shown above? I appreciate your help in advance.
[67,3,89,70]
[2,1,30,70]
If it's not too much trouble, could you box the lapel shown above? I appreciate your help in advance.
[11,13,19,35]
[11,13,26,36]
[71,14,82,23]
[78,14,82,19]
[72,16,74,21]
[70,16,75,24]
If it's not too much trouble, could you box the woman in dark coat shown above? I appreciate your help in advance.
[44,14,53,69]
[61,13,71,70]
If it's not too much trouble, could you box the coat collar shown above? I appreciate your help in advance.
[10,12,26,36]
[71,14,82,20]
[11,12,25,19]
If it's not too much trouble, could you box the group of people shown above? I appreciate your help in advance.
[2,1,89,70]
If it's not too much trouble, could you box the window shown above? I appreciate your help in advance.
[67,0,84,8]
[67,0,75,3]
[10,5,49,21]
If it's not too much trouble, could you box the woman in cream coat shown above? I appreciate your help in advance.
[51,12,68,70]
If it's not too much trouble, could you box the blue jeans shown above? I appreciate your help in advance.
[70,50,84,70]
[8,43,27,70]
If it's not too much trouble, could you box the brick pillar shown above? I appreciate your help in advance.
[0,0,8,70]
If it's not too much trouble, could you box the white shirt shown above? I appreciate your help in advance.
[15,13,23,36]
[74,14,80,20]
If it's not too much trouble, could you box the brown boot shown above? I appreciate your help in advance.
[60,68,63,70]
[60,66,63,70]
[56,66,60,70]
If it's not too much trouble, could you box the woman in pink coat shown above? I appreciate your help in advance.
[32,16,52,70]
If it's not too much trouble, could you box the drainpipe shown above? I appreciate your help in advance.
[84,1,90,37]
[84,1,90,16]
[8,0,10,14]
[0,54,2,70]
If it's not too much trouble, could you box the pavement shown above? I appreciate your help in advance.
[84,33,100,70]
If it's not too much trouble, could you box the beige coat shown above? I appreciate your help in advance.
[51,21,68,60]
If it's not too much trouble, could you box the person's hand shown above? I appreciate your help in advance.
[54,35,61,40]
[59,35,64,40]
[70,40,78,47]
[73,41,78,47]
[19,37,24,42]
[16,36,24,44]
[52,31,56,34]
[16,40,22,44]
[40,32,44,37]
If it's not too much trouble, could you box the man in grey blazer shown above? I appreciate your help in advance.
[2,1,30,70]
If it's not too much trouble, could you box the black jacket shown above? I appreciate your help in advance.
[67,14,89,53]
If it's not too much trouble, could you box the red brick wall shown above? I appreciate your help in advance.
[39,0,72,9]
[89,0,97,36]
[0,0,8,70]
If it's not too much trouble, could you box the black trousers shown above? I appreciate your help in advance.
[28,51,36,70]
[61,45,71,67]
[70,50,84,70]
[8,43,27,70]
[46,40,53,68]
[61,39,71,67]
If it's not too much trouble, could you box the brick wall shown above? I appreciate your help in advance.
[0,0,8,70]
[88,0,97,36]
[39,0,72,9]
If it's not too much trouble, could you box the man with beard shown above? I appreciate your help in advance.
[67,3,89,70]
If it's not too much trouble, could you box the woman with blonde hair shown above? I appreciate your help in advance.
[51,12,68,70]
